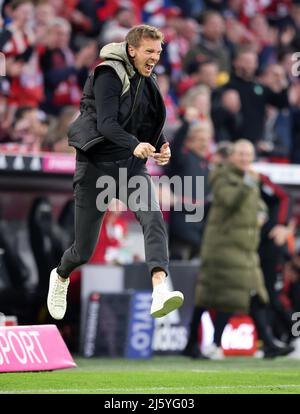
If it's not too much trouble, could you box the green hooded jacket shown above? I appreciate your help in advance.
[195,162,269,313]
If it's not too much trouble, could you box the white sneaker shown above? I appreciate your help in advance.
[47,268,70,320]
[202,343,224,360]
[150,290,184,318]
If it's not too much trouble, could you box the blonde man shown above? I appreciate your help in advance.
[47,25,184,321]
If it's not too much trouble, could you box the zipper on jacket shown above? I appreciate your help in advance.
[129,75,142,118]
[151,75,166,147]
[81,135,105,150]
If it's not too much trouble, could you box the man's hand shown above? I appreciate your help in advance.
[133,142,156,159]
[269,224,289,246]
[152,142,171,166]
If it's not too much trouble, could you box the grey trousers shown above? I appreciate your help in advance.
[57,156,169,278]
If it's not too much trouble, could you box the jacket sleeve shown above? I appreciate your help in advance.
[94,67,140,152]
[260,174,291,225]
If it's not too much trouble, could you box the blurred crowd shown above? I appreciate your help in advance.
[2,0,300,161]
[2,0,300,355]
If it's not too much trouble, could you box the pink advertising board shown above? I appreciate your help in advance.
[42,154,75,173]
[0,325,76,372]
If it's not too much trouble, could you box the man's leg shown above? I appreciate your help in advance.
[213,311,231,347]
[250,294,294,358]
[57,203,106,277]
[182,306,205,357]
[47,160,115,320]
[123,164,184,317]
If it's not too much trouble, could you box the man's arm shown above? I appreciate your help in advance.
[265,85,289,109]
[213,171,258,211]
[94,67,140,152]
[260,174,291,226]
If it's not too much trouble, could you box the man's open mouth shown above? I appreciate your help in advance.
[145,63,154,71]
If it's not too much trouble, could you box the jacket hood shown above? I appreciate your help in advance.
[99,41,136,78]
[209,162,225,186]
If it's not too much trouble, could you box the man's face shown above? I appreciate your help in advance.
[128,38,162,77]
[203,15,225,41]
[12,2,34,28]
[48,25,70,48]
[186,128,211,156]
[230,143,254,172]
[234,51,258,80]
[198,63,219,89]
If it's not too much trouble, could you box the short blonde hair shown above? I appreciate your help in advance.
[232,138,256,158]
[125,24,164,48]
[47,17,71,33]
[179,85,211,114]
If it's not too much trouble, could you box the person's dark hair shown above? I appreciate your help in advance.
[278,46,296,63]
[125,24,164,48]
[14,106,34,122]
[215,141,233,160]
[233,45,257,60]
[198,10,223,25]
[186,59,218,75]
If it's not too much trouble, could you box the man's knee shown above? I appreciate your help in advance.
[73,246,94,266]
[139,210,164,226]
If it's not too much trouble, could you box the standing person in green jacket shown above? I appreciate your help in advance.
[184,139,294,359]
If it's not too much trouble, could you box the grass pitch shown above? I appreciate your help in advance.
[1,356,300,394]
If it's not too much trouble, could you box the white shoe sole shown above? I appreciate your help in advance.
[151,292,184,318]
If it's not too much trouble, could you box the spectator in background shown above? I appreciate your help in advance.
[66,0,98,40]
[46,24,184,322]
[2,0,44,123]
[224,46,289,146]
[167,107,212,260]
[155,65,181,140]
[0,105,49,153]
[0,78,10,141]
[179,84,212,122]
[46,0,97,41]
[94,0,123,34]
[210,139,233,165]
[99,6,136,46]
[44,105,78,153]
[278,236,300,357]
[277,46,296,85]
[228,0,292,26]
[34,0,56,44]
[212,88,243,142]
[224,14,257,49]
[283,249,300,315]
[177,59,219,98]
[39,17,97,115]
[183,10,232,73]
[160,11,200,83]
[259,174,295,344]
[248,13,278,69]
[257,63,292,162]
[185,139,293,359]
[0,8,12,49]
